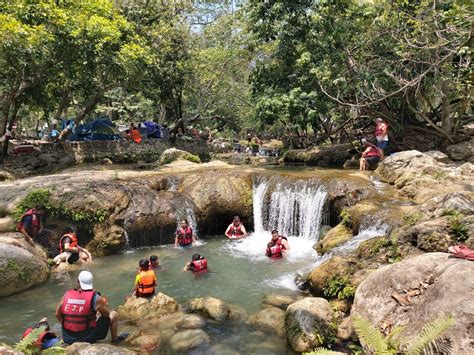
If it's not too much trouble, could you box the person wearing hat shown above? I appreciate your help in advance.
[55,270,128,344]
[359,138,381,171]
[225,216,247,239]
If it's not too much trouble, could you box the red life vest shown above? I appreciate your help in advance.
[17,209,42,236]
[59,233,78,254]
[375,121,387,137]
[21,327,54,349]
[366,144,380,158]
[191,258,208,272]
[229,223,244,237]
[60,289,97,332]
[136,270,156,297]
[267,244,283,258]
[177,226,193,245]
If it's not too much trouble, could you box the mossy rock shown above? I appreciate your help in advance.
[159,148,201,165]
[307,256,354,296]
[316,224,353,254]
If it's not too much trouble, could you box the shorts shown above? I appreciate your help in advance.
[62,316,110,344]
[365,156,380,167]
[376,140,389,149]
[67,252,80,264]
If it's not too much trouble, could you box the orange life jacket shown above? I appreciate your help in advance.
[136,270,156,297]
[60,289,98,332]
[130,128,142,143]
[17,209,42,236]
[59,233,78,254]
[177,226,193,246]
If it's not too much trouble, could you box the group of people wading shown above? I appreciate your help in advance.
[17,207,290,349]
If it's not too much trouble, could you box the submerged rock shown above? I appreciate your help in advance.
[351,252,474,354]
[0,233,50,298]
[248,306,285,336]
[261,294,301,310]
[284,297,334,352]
[66,342,137,354]
[168,329,210,352]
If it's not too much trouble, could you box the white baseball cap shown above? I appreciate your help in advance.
[78,270,93,290]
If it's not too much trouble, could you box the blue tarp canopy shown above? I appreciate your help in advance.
[68,118,123,142]
[142,121,162,139]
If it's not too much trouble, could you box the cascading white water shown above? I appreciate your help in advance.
[254,178,328,239]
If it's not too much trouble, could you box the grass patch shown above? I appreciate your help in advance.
[402,211,423,226]
[323,276,356,300]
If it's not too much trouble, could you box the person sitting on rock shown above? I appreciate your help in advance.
[149,255,159,269]
[225,216,247,239]
[21,317,61,350]
[53,226,92,266]
[183,253,208,273]
[55,270,128,344]
[268,229,289,257]
[129,123,142,144]
[17,204,55,257]
[359,138,381,171]
[135,259,157,298]
[175,219,196,247]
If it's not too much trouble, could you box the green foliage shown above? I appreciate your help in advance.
[446,210,469,242]
[185,153,201,164]
[13,189,54,222]
[339,208,351,227]
[304,347,342,355]
[323,276,356,300]
[402,211,423,226]
[407,317,454,355]
[13,325,65,354]
[352,316,398,354]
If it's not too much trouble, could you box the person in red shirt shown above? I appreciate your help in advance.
[359,138,381,171]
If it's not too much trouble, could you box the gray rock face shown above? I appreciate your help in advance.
[446,138,474,161]
[262,294,301,310]
[418,191,474,218]
[66,342,137,354]
[351,252,474,354]
[284,297,334,352]
[168,329,210,352]
[186,297,231,322]
[424,150,451,163]
[0,233,50,298]
[248,306,286,336]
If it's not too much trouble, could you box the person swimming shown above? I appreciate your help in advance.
[183,253,208,273]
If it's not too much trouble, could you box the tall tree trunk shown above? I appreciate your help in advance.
[53,87,70,123]
[75,92,102,123]
[1,100,20,163]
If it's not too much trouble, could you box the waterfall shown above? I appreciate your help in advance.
[253,178,328,240]
[176,199,199,237]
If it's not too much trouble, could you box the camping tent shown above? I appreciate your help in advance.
[142,121,163,139]
[68,118,123,142]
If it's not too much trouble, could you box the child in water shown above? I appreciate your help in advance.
[149,255,159,269]
[183,253,208,273]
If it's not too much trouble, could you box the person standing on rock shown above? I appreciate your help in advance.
[267,230,289,257]
[359,138,381,171]
[175,219,196,247]
[225,216,248,239]
[55,270,128,344]
[17,204,55,256]
[374,117,389,159]
[53,226,92,266]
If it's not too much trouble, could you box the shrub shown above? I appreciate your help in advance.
[402,211,423,226]
[339,208,351,227]
[323,276,356,300]
[13,189,54,221]
[446,210,469,242]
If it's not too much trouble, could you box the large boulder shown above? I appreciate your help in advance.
[159,148,201,165]
[66,343,137,354]
[418,191,474,218]
[307,256,354,296]
[0,233,50,298]
[283,143,354,167]
[178,173,253,234]
[446,137,474,161]
[397,218,451,252]
[248,307,286,336]
[351,253,474,354]
[87,225,127,256]
[424,150,451,163]
[168,329,210,352]
[284,297,334,352]
[186,297,231,322]
[316,224,353,254]
[118,293,178,322]
[376,150,444,188]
